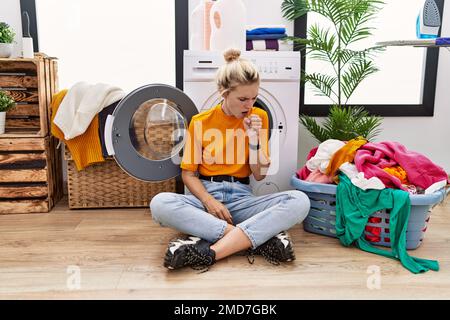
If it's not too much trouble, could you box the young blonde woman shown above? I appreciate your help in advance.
[150,49,310,270]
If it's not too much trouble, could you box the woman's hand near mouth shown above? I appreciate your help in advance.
[244,114,262,139]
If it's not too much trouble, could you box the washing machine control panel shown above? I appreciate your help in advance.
[184,51,301,82]
[248,57,300,81]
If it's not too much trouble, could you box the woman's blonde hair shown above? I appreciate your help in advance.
[216,48,260,95]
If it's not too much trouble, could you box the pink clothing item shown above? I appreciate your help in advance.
[354,149,405,190]
[305,169,334,184]
[355,141,448,190]
[296,147,319,180]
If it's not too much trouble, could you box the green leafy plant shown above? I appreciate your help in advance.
[0,22,16,44]
[0,91,16,112]
[281,0,384,142]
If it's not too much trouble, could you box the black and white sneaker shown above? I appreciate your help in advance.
[247,231,296,265]
[164,236,216,272]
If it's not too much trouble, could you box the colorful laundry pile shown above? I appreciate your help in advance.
[246,25,293,51]
[296,137,449,273]
[297,137,448,193]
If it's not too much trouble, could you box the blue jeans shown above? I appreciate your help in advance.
[150,180,310,249]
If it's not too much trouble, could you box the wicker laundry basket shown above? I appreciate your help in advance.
[65,149,178,209]
[64,107,182,209]
[291,175,447,250]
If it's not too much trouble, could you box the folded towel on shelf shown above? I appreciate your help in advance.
[247,39,278,51]
[247,24,286,30]
[246,39,293,51]
[53,82,126,140]
[247,33,288,41]
[246,27,287,36]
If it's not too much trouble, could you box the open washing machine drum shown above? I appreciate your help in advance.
[104,84,198,182]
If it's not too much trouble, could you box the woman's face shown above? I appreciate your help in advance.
[222,82,259,119]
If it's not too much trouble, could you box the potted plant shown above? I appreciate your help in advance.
[0,22,16,58]
[0,91,16,134]
[281,0,384,142]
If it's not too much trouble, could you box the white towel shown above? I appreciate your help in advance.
[53,82,126,140]
[252,40,269,51]
[249,39,293,51]
[306,139,346,173]
[339,162,385,190]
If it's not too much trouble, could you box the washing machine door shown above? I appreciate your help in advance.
[104,84,198,182]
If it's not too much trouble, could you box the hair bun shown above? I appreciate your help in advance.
[223,48,241,63]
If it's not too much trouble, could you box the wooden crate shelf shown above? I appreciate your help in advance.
[0,136,63,214]
[0,54,58,138]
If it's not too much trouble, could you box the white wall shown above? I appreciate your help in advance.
[36,0,175,92]
[0,0,23,57]
[299,2,450,173]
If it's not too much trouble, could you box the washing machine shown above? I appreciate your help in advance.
[184,50,301,195]
[103,50,300,196]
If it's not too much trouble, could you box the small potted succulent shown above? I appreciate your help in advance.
[0,22,16,58]
[0,91,16,134]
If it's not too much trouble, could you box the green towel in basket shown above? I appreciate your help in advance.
[335,174,439,274]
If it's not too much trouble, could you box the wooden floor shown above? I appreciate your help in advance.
[0,195,449,300]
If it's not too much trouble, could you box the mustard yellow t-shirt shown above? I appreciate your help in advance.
[180,104,269,178]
